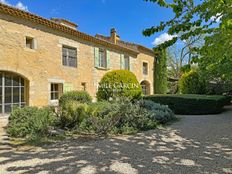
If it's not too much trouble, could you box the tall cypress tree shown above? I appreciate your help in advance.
[154,49,168,94]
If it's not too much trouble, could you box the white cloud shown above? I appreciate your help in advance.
[0,0,28,11]
[0,0,10,5]
[210,13,222,23]
[15,1,28,11]
[153,33,177,46]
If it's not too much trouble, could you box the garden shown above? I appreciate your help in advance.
[6,69,231,144]
[5,0,232,144]
[6,70,177,143]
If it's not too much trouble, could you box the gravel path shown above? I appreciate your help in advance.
[0,106,232,174]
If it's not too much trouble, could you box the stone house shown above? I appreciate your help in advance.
[0,3,155,115]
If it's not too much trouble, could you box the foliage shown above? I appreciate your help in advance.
[167,35,203,79]
[179,70,206,94]
[155,49,168,94]
[180,64,191,74]
[138,100,176,124]
[167,80,179,94]
[96,70,142,101]
[78,99,157,135]
[145,94,229,115]
[59,101,88,129]
[198,7,232,82]
[144,0,232,84]
[206,81,232,95]
[7,107,57,140]
[59,91,92,107]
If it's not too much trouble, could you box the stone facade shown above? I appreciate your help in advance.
[0,4,155,111]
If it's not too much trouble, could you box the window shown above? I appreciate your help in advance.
[50,83,63,100]
[124,55,130,70]
[140,81,150,95]
[81,82,87,91]
[99,48,107,68]
[141,84,148,95]
[143,62,148,75]
[26,37,35,49]
[62,46,77,68]
[95,48,110,69]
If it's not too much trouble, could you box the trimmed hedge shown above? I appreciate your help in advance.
[144,94,230,115]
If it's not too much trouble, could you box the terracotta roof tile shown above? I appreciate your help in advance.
[0,3,143,56]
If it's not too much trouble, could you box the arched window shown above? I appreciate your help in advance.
[140,80,151,95]
[0,72,28,115]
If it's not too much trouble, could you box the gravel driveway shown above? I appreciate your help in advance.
[0,106,232,174]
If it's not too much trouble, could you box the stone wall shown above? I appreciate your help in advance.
[0,13,155,106]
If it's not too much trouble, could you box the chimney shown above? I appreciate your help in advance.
[51,18,78,30]
[110,28,120,44]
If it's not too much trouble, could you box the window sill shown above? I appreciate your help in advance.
[62,65,77,69]
[95,67,109,71]
[24,47,36,52]
[49,100,59,106]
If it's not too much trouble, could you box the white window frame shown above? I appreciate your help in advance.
[50,83,63,106]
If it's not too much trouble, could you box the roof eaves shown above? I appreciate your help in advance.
[0,3,139,56]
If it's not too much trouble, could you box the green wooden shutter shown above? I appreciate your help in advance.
[120,54,125,69]
[63,83,73,93]
[129,56,133,72]
[94,47,99,68]
[106,50,111,69]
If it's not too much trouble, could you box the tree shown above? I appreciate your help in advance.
[167,35,203,79]
[155,49,168,94]
[143,0,232,84]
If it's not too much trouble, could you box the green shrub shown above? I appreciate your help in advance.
[138,100,176,124]
[179,70,206,94]
[79,101,121,135]
[7,107,57,139]
[79,98,157,135]
[113,100,157,133]
[144,94,228,115]
[59,101,88,129]
[59,91,92,107]
[96,70,142,101]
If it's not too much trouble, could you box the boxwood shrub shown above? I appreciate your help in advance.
[96,70,142,101]
[144,94,230,115]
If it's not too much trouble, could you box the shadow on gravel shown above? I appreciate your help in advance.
[0,107,232,174]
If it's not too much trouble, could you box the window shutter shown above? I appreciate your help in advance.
[106,50,111,69]
[33,39,37,49]
[120,54,125,69]
[94,47,99,68]
[129,56,133,72]
[129,57,133,72]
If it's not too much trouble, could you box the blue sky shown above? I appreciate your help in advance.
[0,0,175,48]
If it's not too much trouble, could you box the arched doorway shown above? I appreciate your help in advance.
[140,80,151,95]
[0,71,29,115]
